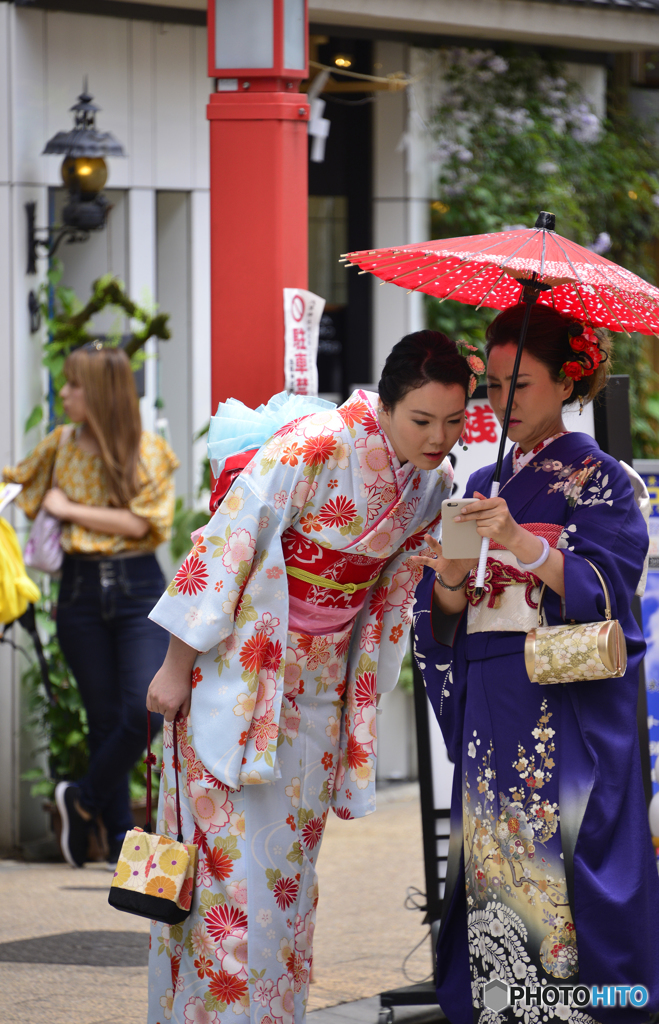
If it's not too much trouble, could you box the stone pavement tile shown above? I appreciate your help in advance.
[308,784,434,1011]
[0,964,147,1024]
[0,860,150,942]
[0,929,149,966]
[0,785,434,1021]
[308,996,382,1024]
[0,861,150,1023]
[308,996,442,1024]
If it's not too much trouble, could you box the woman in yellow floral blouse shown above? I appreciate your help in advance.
[3,346,178,869]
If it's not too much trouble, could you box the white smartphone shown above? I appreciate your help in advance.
[441,498,482,560]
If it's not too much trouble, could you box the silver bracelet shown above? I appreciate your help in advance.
[517,536,550,571]
[435,569,471,591]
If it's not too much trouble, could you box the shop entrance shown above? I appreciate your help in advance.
[308,36,373,401]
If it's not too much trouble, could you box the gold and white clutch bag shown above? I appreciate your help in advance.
[524,559,627,685]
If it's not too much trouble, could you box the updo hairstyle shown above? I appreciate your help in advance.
[378,330,472,409]
[485,305,611,406]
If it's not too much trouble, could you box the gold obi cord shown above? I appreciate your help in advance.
[285,565,380,596]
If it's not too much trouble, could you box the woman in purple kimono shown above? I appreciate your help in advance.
[412,305,659,1024]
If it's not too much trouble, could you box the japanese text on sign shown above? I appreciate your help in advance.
[462,405,498,445]
[283,288,325,396]
[450,399,511,501]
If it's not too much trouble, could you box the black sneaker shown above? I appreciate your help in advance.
[55,782,91,868]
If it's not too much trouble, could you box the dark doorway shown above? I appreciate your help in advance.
[308,36,373,401]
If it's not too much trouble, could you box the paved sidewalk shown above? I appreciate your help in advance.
[0,784,438,1024]
[309,998,442,1024]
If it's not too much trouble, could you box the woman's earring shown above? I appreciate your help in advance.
[459,435,469,451]
[579,395,584,416]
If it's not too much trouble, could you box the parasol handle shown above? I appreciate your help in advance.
[473,481,499,592]
[472,271,549,598]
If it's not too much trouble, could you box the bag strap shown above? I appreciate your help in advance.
[145,713,183,842]
[536,558,612,627]
[51,424,74,490]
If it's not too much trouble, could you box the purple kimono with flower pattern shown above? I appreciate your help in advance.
[413,432,659,1024]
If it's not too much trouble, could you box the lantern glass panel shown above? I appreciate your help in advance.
[284,0,305,70]
[215,0,273,69]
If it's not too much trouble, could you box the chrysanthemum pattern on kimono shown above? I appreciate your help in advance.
[146,390,455,1024]
[149,391,453,816]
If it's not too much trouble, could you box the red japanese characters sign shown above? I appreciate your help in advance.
[450,396,594,498]
[450,399,511,501]
[283,288,325,396]
[462,405,498,446]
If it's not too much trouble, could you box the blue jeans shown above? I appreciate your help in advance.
[56,553,168,845]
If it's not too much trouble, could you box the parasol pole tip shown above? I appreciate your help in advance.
[535,211,555,231]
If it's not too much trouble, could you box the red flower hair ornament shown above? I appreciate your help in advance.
[561,322,605,381]
[456,340,486,396]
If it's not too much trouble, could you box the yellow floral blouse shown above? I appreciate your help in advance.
[2,426,179,555]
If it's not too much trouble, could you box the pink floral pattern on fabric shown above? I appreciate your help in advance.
[150,390,453,816]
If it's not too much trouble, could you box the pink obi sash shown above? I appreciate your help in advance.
[465,523,562,611]
[486,522,563,552]
[282,529,382,635]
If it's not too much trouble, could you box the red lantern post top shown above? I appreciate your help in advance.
[208,0,308,90]
[205,0,310,411]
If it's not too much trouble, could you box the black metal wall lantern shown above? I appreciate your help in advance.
[26,83,126,274]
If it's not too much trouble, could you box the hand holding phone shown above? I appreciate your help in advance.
[441,498,482,560]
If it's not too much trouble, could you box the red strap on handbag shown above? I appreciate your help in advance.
[145,713,183,843]
[209,449,259,513]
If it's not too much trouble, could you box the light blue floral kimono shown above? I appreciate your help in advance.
[146,390,453,1024]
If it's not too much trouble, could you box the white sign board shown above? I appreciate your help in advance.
[283,288,325,396]
[450,392,595,500]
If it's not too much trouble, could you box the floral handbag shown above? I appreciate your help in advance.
[524,559,627,685]
[108,715,197,925]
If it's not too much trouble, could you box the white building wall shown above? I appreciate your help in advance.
[564,62,607,122]
[0,4,17,853]
[310,0,659,52]
[190,188,212,486]
[128,188,158,434]
[372,41,426,382]
[0,0,212,851]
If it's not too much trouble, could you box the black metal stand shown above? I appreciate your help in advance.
[377,661,449,1023]
[593,374,653,807]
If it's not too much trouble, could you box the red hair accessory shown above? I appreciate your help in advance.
[561,323,603,381]
[457,340,485,396]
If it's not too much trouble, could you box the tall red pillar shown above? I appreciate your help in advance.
[208,89,309,411]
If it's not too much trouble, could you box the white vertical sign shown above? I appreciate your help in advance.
[283,288,325,396]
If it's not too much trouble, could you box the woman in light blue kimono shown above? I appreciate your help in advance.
[143,331,481,1024]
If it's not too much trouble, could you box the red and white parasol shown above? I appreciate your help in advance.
[343,212,659,592]
[343,216,659,335]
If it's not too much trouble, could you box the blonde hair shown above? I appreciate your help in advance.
[64,347,142,506]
